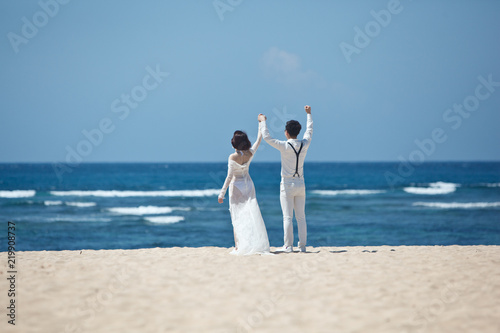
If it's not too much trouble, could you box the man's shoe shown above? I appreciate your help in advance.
[277,246,293,253]
[275,245,293,253]
[299,246,306,253]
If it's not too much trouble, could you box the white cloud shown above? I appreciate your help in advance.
[260,47,318,86]
[260,47,363,111]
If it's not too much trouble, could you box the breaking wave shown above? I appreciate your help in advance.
[404,182,458,195]
[413,202,500,209]
[144,216,185,224]
[108,206,189,216]
[311,189,386,196]
[49,189,219,197]
[0,190,36,198]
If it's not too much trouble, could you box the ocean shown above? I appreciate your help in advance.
[1,162,499,251]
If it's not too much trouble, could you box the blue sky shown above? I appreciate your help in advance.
[1,0,499,163]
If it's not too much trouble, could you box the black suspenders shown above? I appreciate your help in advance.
[288,142,303,178]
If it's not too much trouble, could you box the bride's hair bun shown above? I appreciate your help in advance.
[231,131,251,150]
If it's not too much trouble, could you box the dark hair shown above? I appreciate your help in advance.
[231,131,251,150]
[285,120,302,137]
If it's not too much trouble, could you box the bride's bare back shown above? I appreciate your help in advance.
[229,150,253,165]
[217,122,270,255]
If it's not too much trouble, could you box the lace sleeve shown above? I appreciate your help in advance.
[219,157,234,199]
[250,122,263,154]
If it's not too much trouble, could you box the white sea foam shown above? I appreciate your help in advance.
[44,200,63,206]
[50,189,219,197]
[404,182,458,195]
[45,216,112,222]
[44,201,96,207]
[0,190,36,198]
[484,183,500,188]
[66,202,96,208]
[311,189,386,196]
[144,216,185,224]
[108,206,189,216]
[413,202,500,209]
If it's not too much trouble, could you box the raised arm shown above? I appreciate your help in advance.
[218,157,234,203]
[250,122,263,154]
[258,113,287,152]
[302,105,313,141]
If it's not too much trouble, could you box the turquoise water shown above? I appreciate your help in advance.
[1,162,499,251]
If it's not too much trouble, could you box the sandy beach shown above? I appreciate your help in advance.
[1,246,499,333]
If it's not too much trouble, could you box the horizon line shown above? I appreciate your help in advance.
[1,160,500,164]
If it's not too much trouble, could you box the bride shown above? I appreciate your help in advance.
[218,121,271,255]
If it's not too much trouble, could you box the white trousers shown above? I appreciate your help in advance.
[280,178,307,248]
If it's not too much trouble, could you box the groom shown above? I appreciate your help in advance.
[258,106,313,253]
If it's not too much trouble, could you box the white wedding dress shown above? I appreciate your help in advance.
[219,127,271,255]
